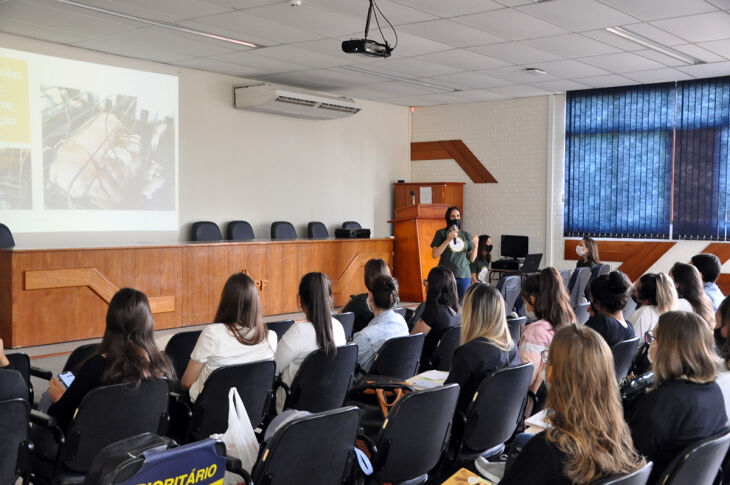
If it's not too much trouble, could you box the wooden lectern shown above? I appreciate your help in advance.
[391,204,448,302]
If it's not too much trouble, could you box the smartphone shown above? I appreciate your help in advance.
[58,371,75,389]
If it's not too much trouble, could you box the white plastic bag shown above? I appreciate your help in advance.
[211,387,259,484]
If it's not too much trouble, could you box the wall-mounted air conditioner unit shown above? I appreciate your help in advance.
[234,83,362,120]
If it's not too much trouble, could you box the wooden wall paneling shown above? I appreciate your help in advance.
[703,243,730,264]
[393,220,422,302]
[410,141,449,160]
[417,219,445,300]
[564,240,676,282]
[0,252,12,344]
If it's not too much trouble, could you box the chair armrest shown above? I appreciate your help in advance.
[356,432,377,458]
[168,392,193,443]
[226,456,252,485]
[30,365,53,380]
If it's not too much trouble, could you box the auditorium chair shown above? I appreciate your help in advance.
[589,462,652,484]
[0,367,29,402]
[226,220,255,241]
[0,222,15,247]
[190,221,223,242]
[574,302,591,324]
[5,352,52,405]
[29,379,170,485]
[611,337,640,382]
[426,325,461,372]
[270,221,297,240]
[360,384,459,485]
[163,330,202,380]
[0,397,32,485]
[507,316,527,347]
[170,360,275,443]
[658,430,730,485]
[366,333,424,380]
[245,407,360,485]
[394,307,408,320]
[307,221,329,239]
[276,344,357,413]
[584,263,611,300]
[342,221,361,229]
[333,312,355,341]
[496,275,521,315]
[266,319,295,341]
[568,267,592,307]
[61,343,100,373]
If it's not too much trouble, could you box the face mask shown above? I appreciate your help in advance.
[647,341,656,364]
[526,310,537,321]
[485,244,493,252]
[576,245,586,257]
[541,367,550,391]
[448,218,462,229]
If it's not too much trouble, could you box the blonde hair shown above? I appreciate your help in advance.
[545,325,645,483]
[460,283,513,351]
[655,272,678,314]
[653,311,722,387]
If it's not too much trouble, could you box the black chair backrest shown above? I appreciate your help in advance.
[190,221,222,242]
[63,343,101,373]
[226,220,255,241]
[408,302,427,331]
[497,276,521,313]
[575,302,591,324]
[252,406,359,485]
[189,360,275,441]
[64,379,170,472]
[307,221,329,239]
[5,353,33,402]
[266,319,294,341]
[460,363,534,455]
[286,344,358,413]
[0,223,14,247]
[271,221,297,240]
[660,431,730,485]
[611,337,640,382]
[370,333,425,380]
[0,368,28,402]
[164,330,202,379]
[0,398,29,484]
[590,462,653,485]
[394,307,407,319]
[372,384,459,483]
[333,312,355,341]
[507,317,527,346]
[342,221,361,229]
[430,326,461,372]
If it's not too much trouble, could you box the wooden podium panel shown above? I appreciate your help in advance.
[394,182,464,211]
[1,238,393,348]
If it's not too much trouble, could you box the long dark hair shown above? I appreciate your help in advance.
[364,258,390,292]
[582,236,602,264]
[299,272,336,357]
[477,235,492,263]
[590,271,631,314]
[371,275,399,310]
[426,266,459,314]
[671,263,715,329]
[214,272,268,346]
[521,267,576,329]
[98,288,174,384]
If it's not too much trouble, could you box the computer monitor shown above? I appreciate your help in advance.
[501,235,529,259]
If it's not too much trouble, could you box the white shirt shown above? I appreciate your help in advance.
[188,323,277,401]
[628,305,660,342]
[677,298,694,312]
[274,318,346,412]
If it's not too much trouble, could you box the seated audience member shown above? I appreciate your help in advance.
[341,258,391,334]
[627,272,677,340]
[181,272,277,401]
[274,272,345,412]
[575,236,601,270]
[411,266,461,370]
[691,253,725,311]
[444,283,519,414]
[628,311,727,483]
[48,288,175,433]
[670,262,716,329]
[519,268,576,392]
[351,275,408,372]
[470,234,493,283]
[585,271,635,347]
[500,325,645,485]
[715,296,730,424]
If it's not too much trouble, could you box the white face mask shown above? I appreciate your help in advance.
[526,310,537,321]
[576,245,586,257]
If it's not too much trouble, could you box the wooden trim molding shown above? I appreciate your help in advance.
[24,268,175,313]
[564,240,676,281]
[411,140,497,183]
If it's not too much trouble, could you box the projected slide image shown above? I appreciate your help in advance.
[0,148,31,209]
[41,86,175,210]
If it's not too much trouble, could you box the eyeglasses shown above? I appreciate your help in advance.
[645,330,655,344]
[541,349,549,364]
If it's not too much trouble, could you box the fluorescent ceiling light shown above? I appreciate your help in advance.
[341,66,457,92]
[605,26,702,65]
[56,0,258,48]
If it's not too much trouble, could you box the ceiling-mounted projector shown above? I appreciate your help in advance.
[342,0,395,59]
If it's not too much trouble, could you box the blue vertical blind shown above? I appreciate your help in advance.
[565,76,730,240]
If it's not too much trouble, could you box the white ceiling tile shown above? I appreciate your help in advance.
[329,85,397,101]
[251,69,381,92]
[70,0,231,23]
[427,71,511,89]
[522,33,620,58]
[494,0,538,6]
[481,66,560,83]
[416,50,508,70]
[488,84,551,97]
[579,52,666,73]
[244,3,364,37]
[246,45,347,68]
[674,44,727,63]
[517,0,639,31]
[333,81,445,98]
[211,50,309,71]
[622,68,693,84]
[455,8,569,40]
[697,39,730,60]
[384,92,470,106]
[177,57,270,76]
[706,0,730,9]
[399,19,505,48]
[652,12,730,43]
[383,32,453,57]
[582,28,645,51]
[392,0,503,17]
[304,0,437,25]
[352,58,462,78]
[598,0,718,21]
[74,30,199,62]
[0,17,92,44]
[573,73,635,87]
[180,11,324,45]
[449,89,508,102]
[387,96,442,106]
[198,0,280,8]
[634,49,688,67]
[531,79,591,92]
[528,59,609,78]
[304,67,394,86]
[469,42,561,64]
[676,60,730,79]
[619,23,687,47]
